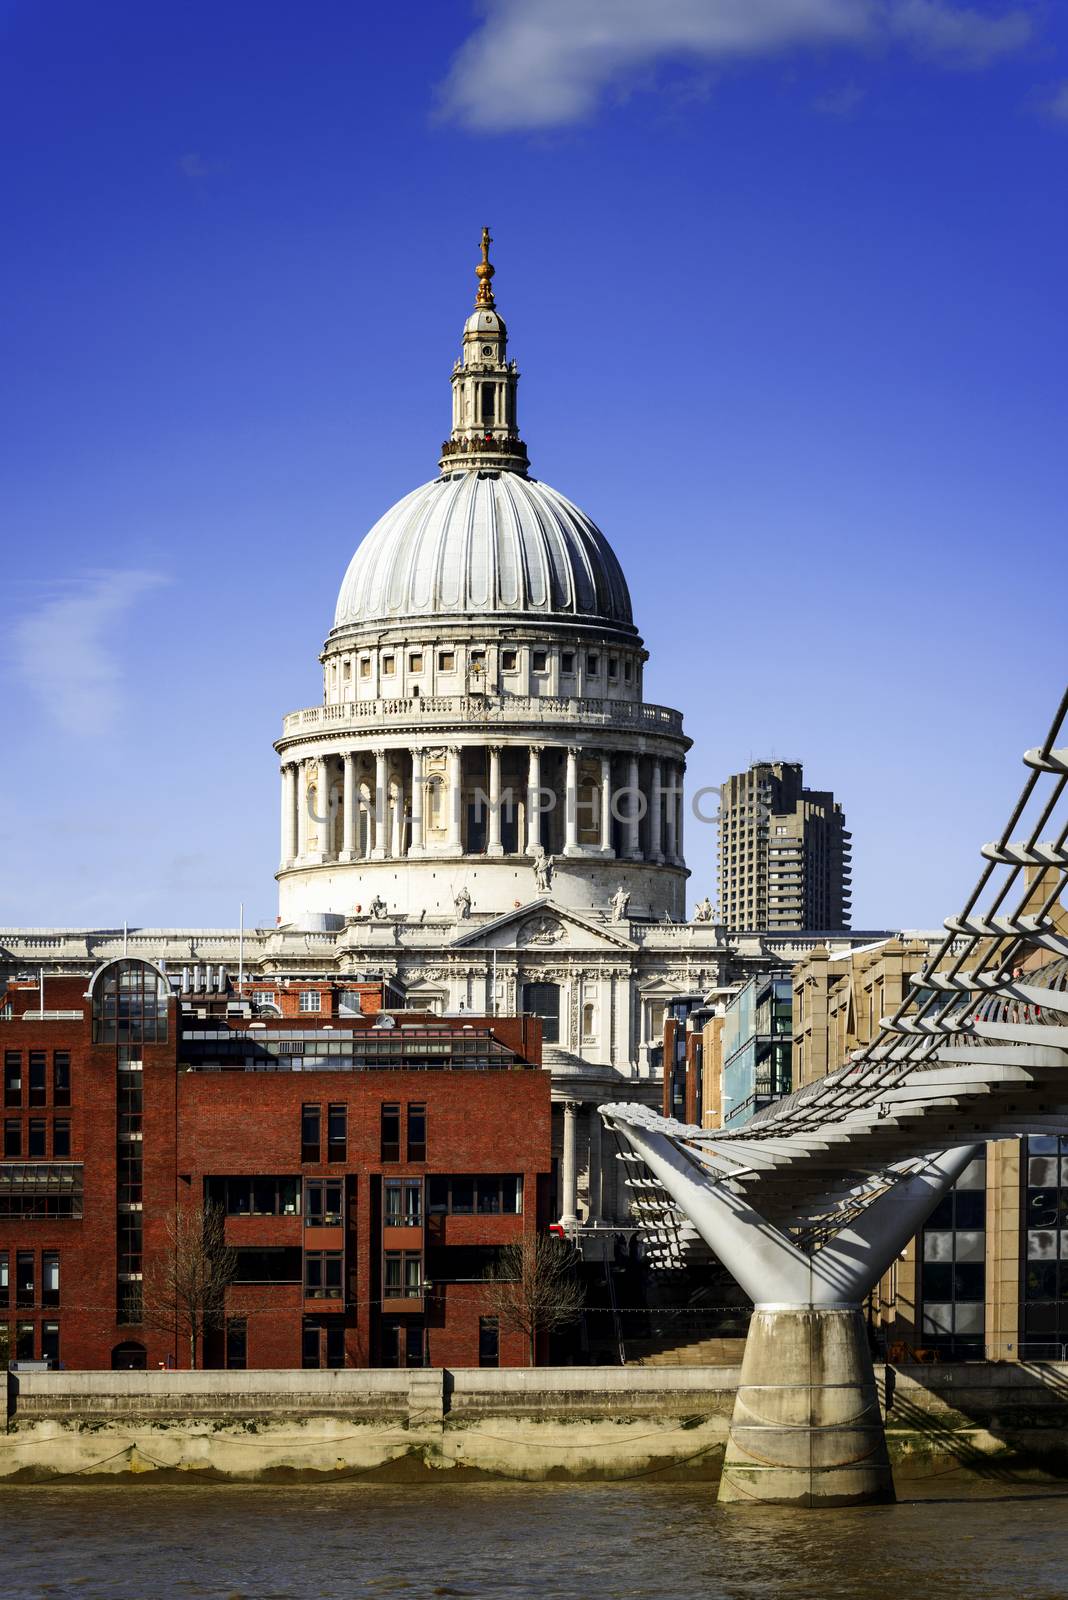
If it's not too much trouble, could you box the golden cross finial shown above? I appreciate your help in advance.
[475,225,496,308]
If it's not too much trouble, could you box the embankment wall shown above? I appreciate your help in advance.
[4,1363,1068,1483]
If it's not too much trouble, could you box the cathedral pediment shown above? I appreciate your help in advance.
[449,898,637,953]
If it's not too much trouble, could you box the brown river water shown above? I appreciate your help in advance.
[2,1480,1068,1600]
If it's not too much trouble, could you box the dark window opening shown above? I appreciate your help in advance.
[327,1103,347,1163]
[28,1053,46,1107]
[424,1173,521,1215]
[480,383,495,425]
[225,1317,247,1370]
[425,1244,507,1282]
[381,1103,400,1163]
[27,1120,46,1159]
[561,652,575,674]
[301,1104,321,1164]
[4,1052,21,1107]
[407,1103,426,1163]
[16,1251,35,1307]
[42,1251,59,1307]
[522,982,560,1045]
[305,1179,343,1227]
[304,1251,343,1299]
[479,1316,500,1368]
[232,1247,303,1284]
[53,1053,71,1107]
[384,1251,423,1299]
[41,1321,60,1365]
[4,1121,21,1158]
[53,1121,71,1159]
[385,1179,422,1227]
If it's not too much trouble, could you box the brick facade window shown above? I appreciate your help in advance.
[327,1104,347,1163]
[380,1104,400,1163]
[42,1252,59,1307]
[298,991,322,1013]
[305,1251,343,1299]
[53,1052,71,1106]
[407,1103,427,1163]
[301,1105,321,1163]
[28,1053,46,1107]
[3,1054,21,1107]
[305,1179,342,1226]
[479,1316,500,1368]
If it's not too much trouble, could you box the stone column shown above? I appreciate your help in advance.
[665,761,678,864]
[526,745,543,855]
[445,745,463,853]
[280,763,297,868]
[586,1106,603,1225]
[675,763,685,866]
[599,755,614,856]
[372,749,388,859]
[390,775,405,859]
[318,756,334,860]
[487,746,504,856]
[649,759,664,863]
[341,752,357,862]
[296,759,308,861]
[625,754,642,860]
[564,745,580,856]
[409,748,425,857]
[559,1101,579,1227]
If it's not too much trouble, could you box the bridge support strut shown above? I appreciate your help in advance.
[719,1306,892,1507]
[610,1116,979,1507]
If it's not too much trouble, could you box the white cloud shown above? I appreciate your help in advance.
[11,570,168,737]
[439,0,1034,129]
[812,82,868,114]
[887,0,1032,66]
[1041,79,1068,120]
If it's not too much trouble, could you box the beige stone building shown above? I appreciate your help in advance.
[790,917,1068,1363]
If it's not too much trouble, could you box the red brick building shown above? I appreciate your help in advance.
[1,958,551,1370]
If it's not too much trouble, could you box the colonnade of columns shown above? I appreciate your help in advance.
[559,1100,606,1228]
[278,742,686,870]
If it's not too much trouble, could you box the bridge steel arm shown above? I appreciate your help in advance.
[601,687,1068,1508]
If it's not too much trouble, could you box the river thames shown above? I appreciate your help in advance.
[2,1481,1068,1599]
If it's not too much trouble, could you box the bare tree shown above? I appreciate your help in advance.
[483,1233,585,1365]
[141,1202,236,1370]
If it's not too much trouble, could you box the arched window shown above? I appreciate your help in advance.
[90,960,169,1045]
[111,1340,147,1370]
[581,1002,596,1041]
[522,982,560,1045]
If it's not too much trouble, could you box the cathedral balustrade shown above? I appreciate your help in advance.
[280,694,684,738]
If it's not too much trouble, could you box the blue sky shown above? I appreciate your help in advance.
[1,0,1064,932]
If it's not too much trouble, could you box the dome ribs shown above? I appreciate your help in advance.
[329,472,636,634]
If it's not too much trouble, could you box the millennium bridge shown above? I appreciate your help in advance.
[603,688,1068,1506]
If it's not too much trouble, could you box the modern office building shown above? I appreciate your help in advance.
[789,925,1068,1362]
[0,962,551,1371]
[716,761,852,932]
[716,971,793,1129]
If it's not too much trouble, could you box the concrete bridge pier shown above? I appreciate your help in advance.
[606,1112,979,1507]
[718,1305,893,1507]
